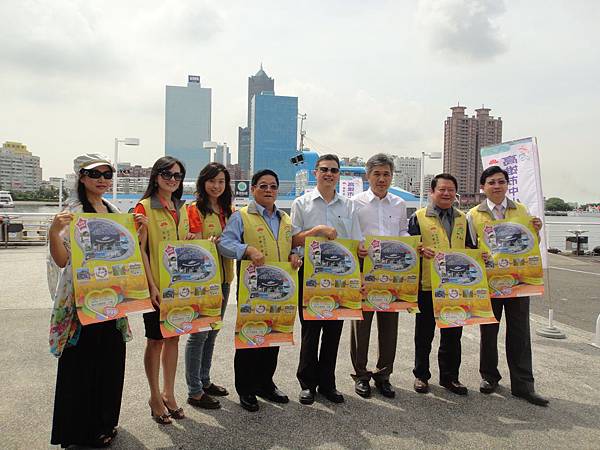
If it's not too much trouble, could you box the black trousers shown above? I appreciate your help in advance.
[234,347,279,396]
[480,296,534,394]
[296,268,344,392]
[413,290,463,383]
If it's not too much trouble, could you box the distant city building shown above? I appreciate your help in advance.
[340,156,365,167]
[250,92,298,182]
[165,75,212,177]
[392,156,421,194]
[117,162,152,178]
[0,141,42,192]
[443,105,502,197]
[204,141,231,166]
[238,65,275,177]
[226,163,243,180]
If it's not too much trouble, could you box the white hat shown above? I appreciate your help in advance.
[73,153,115,173]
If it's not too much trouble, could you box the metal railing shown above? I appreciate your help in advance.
[0,212,55,247]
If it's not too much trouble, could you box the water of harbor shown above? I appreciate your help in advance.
[6,203,600,250]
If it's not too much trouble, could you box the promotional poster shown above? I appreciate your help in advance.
[235,261,298,349]
[362,235,421,313]
[302,237,362,320]
[70,213,151,325]
[430,249,497,328]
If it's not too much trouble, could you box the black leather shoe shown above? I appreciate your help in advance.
[413,378,429,394]
[204,383,229,397]
[299,389,315,405]
[187,393,221,409]
[354,380,371,398]
[257,387,289,404]
[319,388,345,404]
[239,394,259,412]
[479,379,498,394]
[440,380,468,396]
[375,380,395,398]
[512,391,549,407]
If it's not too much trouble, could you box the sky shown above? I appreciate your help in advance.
[1,0,599,202]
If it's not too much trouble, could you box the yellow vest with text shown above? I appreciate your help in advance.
[468,201,529,245]
[139,197,190,285]
[189,201,235,283]
[239,205,292,262]
[416,207,467,291]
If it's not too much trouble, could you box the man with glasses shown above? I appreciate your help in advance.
[291,154,363,405]
[350,153,408,399]
[219,169,302,412]
[467,166,548,406]
[409,173,475,396]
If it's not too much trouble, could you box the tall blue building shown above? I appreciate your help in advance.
[165,75,211,178]
[250,92,298,182]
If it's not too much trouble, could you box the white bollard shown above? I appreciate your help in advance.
[590,314,600,349]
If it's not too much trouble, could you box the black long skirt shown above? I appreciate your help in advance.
[51,320,126,447]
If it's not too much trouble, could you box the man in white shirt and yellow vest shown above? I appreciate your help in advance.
[467,165,548,406]
[350,153,408,399]
[408,173,476,396]
[219,169,302,412]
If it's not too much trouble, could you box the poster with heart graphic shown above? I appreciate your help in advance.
[477,216,544,298]
[430,249,497,328]
[70,213,152,325]
[363,235,421,313]
[302,237,362,320]
[235,261,298,349]
[158,240,223,338]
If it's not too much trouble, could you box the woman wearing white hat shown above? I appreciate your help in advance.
[48,153,144,448]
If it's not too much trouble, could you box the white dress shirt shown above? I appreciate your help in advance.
[352,188,409,237]
[291,189,363,242]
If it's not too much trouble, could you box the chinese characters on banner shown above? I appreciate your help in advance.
[235,261,298,349]
[158,240,223,338]
[339,176,364,198]
[480,137,547,266]
[362,235,421,313]
[303,237,362,320]
[70,213,152,325]
[477,217,544,298]
[430,249,497,328]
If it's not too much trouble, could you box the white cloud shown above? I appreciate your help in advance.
[417,0,507,61]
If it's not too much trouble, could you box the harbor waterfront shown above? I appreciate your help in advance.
[1,246,599,449]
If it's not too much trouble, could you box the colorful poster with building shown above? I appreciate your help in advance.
[430,249,497,328]
[70,213,152,325]
[303,237,362,320]
[158,240,222,338]
[235,261,298,349]
[480,137,547,267]
[362,235,421,313]
[477,216,544,298]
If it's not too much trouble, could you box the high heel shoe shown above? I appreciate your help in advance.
[163,398,185,419]
[149,401,172,425]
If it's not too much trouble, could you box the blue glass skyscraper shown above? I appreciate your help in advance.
[165,75,211,178]
[250,92,298,182]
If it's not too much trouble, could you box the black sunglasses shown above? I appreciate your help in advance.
[80,169,114,180]
[317,167,340,174]
[159,170,184,181]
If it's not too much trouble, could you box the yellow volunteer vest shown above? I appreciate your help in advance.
[139,196,190,285]
[416,207,467,291]
[239,203,292,263]
[468,201,530,240]
[189,201,235,283]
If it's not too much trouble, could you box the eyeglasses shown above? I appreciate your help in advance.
[317,167,340,174]
[81,169,114,180]
[256,183,279,191]
[159,171,184,181]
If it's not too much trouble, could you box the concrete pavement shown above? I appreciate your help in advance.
[1,247,599,449]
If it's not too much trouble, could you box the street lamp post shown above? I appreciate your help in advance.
[113,137,140,200]
[419,151,442,209]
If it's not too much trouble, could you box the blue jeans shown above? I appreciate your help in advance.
[185,283,230,397]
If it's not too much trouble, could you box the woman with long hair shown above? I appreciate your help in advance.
[49,153,142,448]
[135,156,193,425]
[185,162,234,409]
